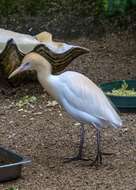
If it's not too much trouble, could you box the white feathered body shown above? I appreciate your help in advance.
[38,71,122,129]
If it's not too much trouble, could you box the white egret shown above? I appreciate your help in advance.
[9,53,122,166]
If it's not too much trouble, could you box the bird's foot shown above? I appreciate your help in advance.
[64,154,90,163]
[102,152,115,156]
[89,153,102,167]
[89,151,115,167]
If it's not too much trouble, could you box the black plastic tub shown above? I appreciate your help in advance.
[0,146,31,182]
[100,80,136,112]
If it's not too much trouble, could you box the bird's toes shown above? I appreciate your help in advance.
[89,159,102,168]
[102,152,116,156]
[63,155,90,163]
[63,155,81,163]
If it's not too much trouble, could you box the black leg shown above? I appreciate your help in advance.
[78,124,85,158]
[89,129,102,166]
[89,128,114,167]
[64,125,89,163]
[64,126,114,165]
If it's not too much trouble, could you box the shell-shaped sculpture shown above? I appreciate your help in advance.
[0,29,89,85]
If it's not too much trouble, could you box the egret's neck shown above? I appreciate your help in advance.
[37,60,55,96]
[37,59,52,78]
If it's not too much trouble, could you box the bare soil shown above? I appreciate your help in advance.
[0,31,136,190]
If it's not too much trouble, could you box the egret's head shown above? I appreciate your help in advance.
[8,53,48,79]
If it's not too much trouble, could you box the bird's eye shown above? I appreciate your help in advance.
[25,62,30,66]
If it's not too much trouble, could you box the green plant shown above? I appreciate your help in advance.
[102,0,129,15]
[106,81,136,96]
[16,95,37,108]
[6,187,18,190]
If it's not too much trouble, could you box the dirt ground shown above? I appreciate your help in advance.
[0,31,136,190]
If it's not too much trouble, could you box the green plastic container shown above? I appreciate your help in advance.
[100,80,136,112]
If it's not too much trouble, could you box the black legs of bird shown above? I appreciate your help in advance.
[90,129,102,166]
[64,125,89,162]
[90,129,115,166]
[64,126,112,166]
[78,125,85,159]
[64,125,102,165]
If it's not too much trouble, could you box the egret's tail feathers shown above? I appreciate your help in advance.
[111,120,123,128]
[105,104,123,128]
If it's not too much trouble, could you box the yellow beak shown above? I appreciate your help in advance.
[8,65,25,79]
[8,62,31,79]
[8,67,21,79]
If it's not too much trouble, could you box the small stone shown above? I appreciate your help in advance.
[9,121,14,124]
[8,133,16,138]
[46,100,58,107]
[28,27,32,32]
[122,128,128,133]
[24,110,32,114]
[18,108,24,112]
[33,112,43,115]
[39,173,43,177]
[74,122,81,126]
[47,108,52,112]
[29,104,35,108]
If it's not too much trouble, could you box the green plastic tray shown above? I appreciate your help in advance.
[100,80,136,112]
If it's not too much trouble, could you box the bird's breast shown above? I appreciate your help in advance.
[38,75,61,102]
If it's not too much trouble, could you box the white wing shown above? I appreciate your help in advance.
[55,71,122,128]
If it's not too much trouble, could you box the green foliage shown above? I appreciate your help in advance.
[6,187,18,190]
[101,0,136,15]
[106,81,136,96]
[16,95,37,108]
[102,0,128,15]
[0,0,135,17]
[130,0,136,5]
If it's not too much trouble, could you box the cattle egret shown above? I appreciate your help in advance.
[9,53,122,166]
